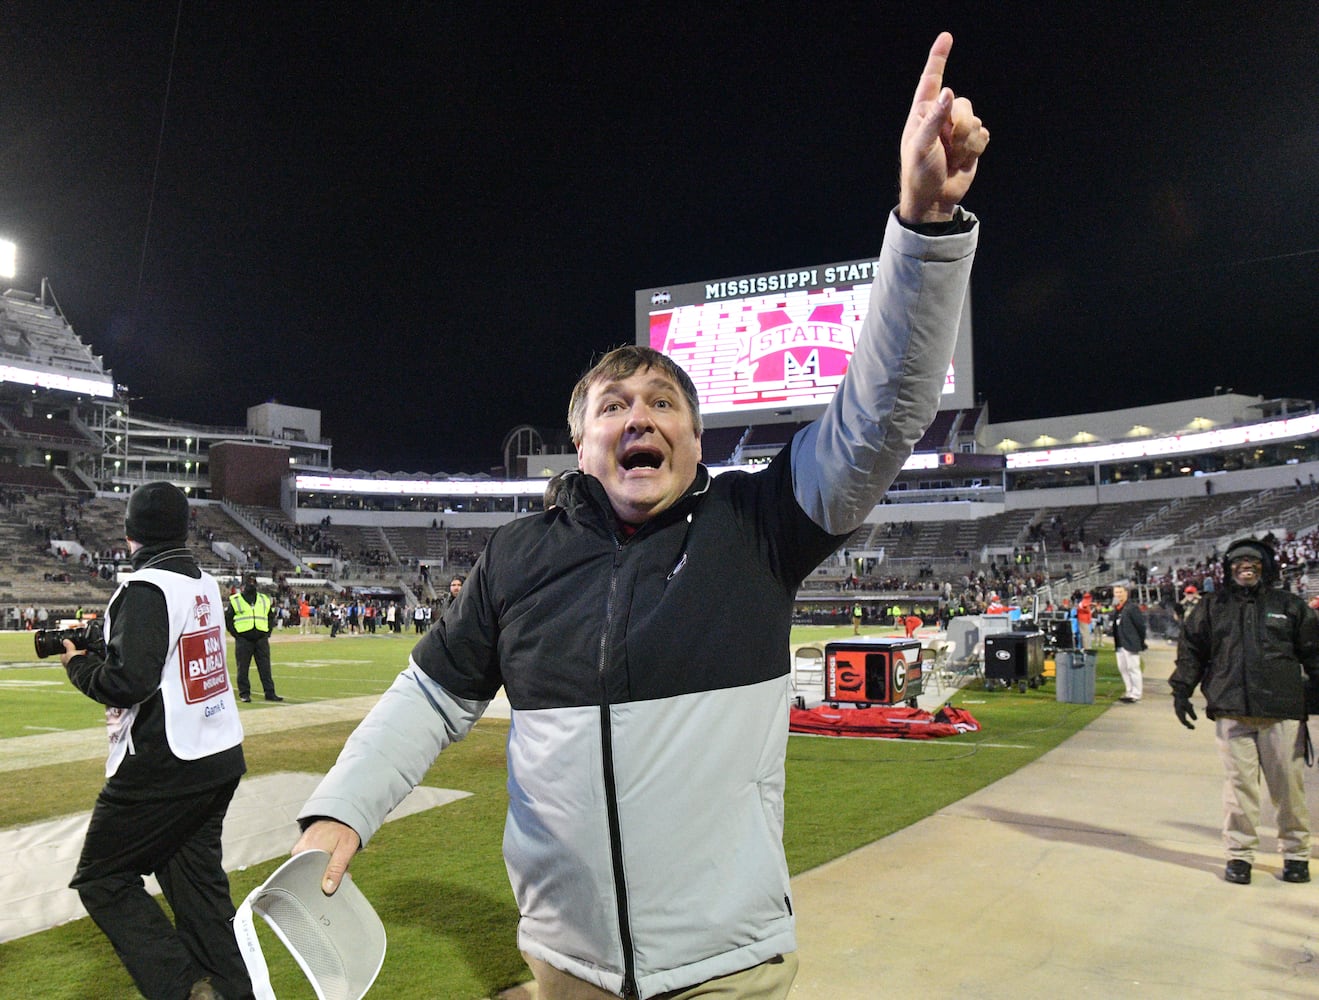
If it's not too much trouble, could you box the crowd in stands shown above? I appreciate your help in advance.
[1142,528,1318,605]
[1278,531,1319,573]
[800,524,1319,632]
[3,479,1316,635]
[262,515,345,559]
[1027,511,1107,557]
[30,495,91,547]
[261,514,392,569]
[0,487,29,511]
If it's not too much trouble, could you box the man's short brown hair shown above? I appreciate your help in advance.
[567,346,702,445]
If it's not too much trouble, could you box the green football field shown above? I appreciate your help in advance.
[0,627,1123,999]
[0,627,416,740]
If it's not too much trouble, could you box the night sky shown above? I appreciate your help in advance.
[2,3,1315,473]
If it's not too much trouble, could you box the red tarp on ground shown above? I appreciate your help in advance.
[788,704,981,739]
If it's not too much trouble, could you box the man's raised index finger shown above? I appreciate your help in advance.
[910,31,953,111]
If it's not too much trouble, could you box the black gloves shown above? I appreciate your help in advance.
[1173,694,1197,730]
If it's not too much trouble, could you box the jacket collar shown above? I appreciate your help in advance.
[130,541,193,570]
[565,464,712,538]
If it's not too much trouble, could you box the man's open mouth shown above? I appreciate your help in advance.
[621,450,663,471]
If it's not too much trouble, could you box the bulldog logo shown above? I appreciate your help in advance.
[737,303,856,384]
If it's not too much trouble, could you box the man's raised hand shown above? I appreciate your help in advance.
[899,32,989,224]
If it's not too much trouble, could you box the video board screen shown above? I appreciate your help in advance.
[636,255,973,425]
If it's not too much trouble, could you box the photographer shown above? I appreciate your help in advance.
[60,482,250,1000]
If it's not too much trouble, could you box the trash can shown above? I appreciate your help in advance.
[1056,649,1096,704]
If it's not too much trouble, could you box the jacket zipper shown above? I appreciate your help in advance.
[1241,595,1257,715]
[598,540,639,998]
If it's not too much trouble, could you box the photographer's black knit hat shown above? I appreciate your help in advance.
[124,481,190,544]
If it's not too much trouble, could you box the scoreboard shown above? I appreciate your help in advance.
[636,253,973,428]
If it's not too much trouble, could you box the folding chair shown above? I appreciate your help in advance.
[791,644,825,707]
[920,639,953,695]
[942,640,984,688]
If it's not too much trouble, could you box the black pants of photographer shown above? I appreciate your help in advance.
[233,632,277,701]
[70,779,253,1000]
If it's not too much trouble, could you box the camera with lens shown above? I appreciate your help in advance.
[34,620,105,659]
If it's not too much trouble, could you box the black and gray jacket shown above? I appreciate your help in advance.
[299,208,979,998]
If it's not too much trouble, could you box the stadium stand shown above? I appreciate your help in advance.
[912,408,959,451]
[0,465,65,491]
[0,408,96,445]
[0,276,1314,632]
[0,290,106,378]
[738,421,811,457]
[697,425,747,464]
[381,526,427,563]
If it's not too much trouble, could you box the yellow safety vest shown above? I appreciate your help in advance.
[229,592,272,634]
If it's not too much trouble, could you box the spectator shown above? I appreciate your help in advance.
[1170,538,1319,885]
[1110,582,1147,703]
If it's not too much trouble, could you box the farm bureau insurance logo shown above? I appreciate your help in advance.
[179,593,230,703]
[736,303,856,383]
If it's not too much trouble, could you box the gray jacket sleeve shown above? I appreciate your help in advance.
[297,662,490,845]
[792,207,978,535]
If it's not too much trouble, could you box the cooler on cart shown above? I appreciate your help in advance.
[823,637,923,708]
[983,630,1045,692]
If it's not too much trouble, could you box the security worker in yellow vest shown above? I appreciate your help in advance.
[225,574,282,703]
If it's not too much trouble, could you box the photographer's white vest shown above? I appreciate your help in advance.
[102,566,244,777]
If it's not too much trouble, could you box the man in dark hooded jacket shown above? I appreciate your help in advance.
[1170,537,1319,886]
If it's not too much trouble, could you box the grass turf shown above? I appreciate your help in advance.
[0,628,1123,998]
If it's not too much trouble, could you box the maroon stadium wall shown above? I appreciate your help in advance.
[209,441,288,507]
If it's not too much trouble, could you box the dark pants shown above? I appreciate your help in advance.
[70,780,253,1000]
[234,632,275,699]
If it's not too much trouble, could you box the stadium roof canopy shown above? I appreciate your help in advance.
[0,288,114,399]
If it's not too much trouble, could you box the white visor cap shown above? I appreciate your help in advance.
[234,849,387,1000]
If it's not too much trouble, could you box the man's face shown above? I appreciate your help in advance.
[576,367,702,524]
[1230,555,1263,588]
[449,578,463,598]
[1112,586,1128,606]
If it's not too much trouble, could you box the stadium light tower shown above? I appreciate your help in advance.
[0,239,15,279]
